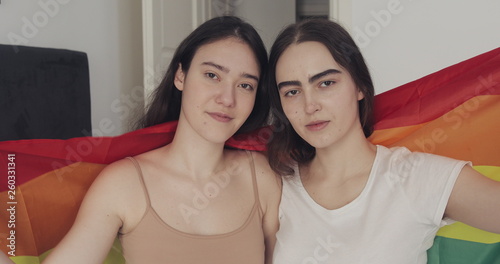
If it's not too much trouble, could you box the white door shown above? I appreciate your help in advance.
[142,0,209,104]
[330,0,352,31]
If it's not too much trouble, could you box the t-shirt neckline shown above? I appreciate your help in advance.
[292,145,384,213]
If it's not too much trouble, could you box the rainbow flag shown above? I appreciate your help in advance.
[1,47,499,263]
[369,47,500,263]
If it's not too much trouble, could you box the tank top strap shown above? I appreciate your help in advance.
[245,151,262,214]
[126,157,152,207]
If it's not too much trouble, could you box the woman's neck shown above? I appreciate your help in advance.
[164,120,228,180]
[306,133,376,182]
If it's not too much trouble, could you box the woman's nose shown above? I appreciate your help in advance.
[215,84,235,107]
[304,92,321,114]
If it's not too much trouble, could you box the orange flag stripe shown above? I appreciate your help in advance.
[0,162,106,256]
[370,95,500,166]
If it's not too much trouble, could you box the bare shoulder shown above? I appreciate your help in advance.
[249,151,282,209]
[84,157,146,218]
[250,151,281,257]
[251,152,280,180]
[224,150,281,193]
[90,158,141,195]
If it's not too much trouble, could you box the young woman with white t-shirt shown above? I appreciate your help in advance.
[266,18,500,264]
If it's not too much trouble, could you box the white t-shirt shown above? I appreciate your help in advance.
[273,145,469,264]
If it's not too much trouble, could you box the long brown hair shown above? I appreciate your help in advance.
[266,19,375,176]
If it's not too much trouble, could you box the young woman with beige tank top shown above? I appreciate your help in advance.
[42,16,281,264]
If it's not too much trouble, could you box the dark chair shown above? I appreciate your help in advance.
[0,44,91,141]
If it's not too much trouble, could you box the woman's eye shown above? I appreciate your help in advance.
[284,90,300,97]
[239,83,254,91]
[206,72,218,80]
[320,80,335,87]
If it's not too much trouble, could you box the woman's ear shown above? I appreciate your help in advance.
[357,88,365,101]
[174,64,185,91]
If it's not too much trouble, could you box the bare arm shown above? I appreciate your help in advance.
[1,251,15,264]
[445,165,500,234]
[253,152,282,264]
[42,161,134,264]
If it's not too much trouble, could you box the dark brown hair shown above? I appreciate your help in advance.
[137,16,269,134]
[266,18,375,176]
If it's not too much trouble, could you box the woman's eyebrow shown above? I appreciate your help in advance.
[242,73,259,82]
[277,69,341,90]
[309,69,341,84]
[202,61,258,82]
[202,61,229,73]
[278,80,301,90]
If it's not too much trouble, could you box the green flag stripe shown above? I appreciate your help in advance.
[428,236,500,264]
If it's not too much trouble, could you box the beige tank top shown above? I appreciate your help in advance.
[119,152,265,264]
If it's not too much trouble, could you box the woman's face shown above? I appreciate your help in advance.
[275,41,364,149]
[174,37,260,144]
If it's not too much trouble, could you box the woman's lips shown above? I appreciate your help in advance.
[207,112,233,123]
[305,120,330,131]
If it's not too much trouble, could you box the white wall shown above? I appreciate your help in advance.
[351,0,500,94]
[0,0,143,136]
[231,0,296,50]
